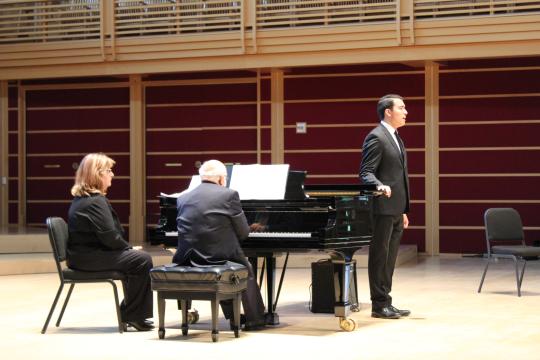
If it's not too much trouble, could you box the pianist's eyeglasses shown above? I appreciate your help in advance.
[101,168,114,175]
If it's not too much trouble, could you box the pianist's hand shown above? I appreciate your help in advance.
[377,185,392,197]
[250,223,267,232]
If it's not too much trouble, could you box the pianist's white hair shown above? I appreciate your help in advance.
[199,159,227,181]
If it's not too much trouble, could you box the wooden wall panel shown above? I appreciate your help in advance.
[145,76,264,228]
[8,133,18,154]
[146,153,259,177]
[24,86,130,229]
[26,88,128,107]
[439,63,540,253]
[282,67,426,251]
[440,230,486,254]
[440,70,540,95]
[439,97,538,122]
[285,74,424,100]
[8,84,18,224]
[440,150,540,173]
[440,203,540,227]
[26,108,130,130]
[27,132,130,153]
[440,123,540,148]
[402,229,426,253]
[440,177,540,200]
[285,152,425,178]
[145,83,257,103]
[146,105,258,127]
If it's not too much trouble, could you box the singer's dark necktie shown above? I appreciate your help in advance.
[395,130,404,159]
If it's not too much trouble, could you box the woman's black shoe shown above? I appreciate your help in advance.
[125,320,154,331]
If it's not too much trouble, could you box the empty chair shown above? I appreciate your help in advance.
[478,208,540,297]
[41,217,126,333]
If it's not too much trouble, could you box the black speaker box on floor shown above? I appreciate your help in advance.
[310,260,335,313]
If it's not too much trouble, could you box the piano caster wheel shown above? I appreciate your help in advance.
[158,328,165,339]
[188,310,199,324]
[339,317,357,332]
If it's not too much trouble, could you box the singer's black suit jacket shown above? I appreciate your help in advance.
[360,124,410,215]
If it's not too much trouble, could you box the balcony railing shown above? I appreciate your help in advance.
[1,0,539,45]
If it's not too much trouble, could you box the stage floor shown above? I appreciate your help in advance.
[1,255,539,360]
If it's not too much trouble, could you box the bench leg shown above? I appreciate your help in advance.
[181,300,189,336]
[233,293,241,338]
[157,293,165,339]
[211,297,219,342]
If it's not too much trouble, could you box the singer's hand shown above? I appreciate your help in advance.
[403,214,409,229]
[377,185,392,197]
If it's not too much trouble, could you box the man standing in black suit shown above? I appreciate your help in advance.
[360,94,411,319]
[173,159,267,330]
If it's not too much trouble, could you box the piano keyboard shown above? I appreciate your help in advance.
[165,231,312,239]
[248,232,312,238]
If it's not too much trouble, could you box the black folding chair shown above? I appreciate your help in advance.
[478,208,540,297]
[41,217,126,333]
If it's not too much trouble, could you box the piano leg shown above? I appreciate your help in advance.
[331,259,357,331]
[265,256,280,325]
[248,255,280,325]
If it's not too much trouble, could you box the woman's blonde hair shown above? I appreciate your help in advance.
[71,153,115,197]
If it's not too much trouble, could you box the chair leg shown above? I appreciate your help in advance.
[56,283,75,327]
[519,260,527,289]
[41,283,64,334]
[107,280,124,333]
[513,256,522,297]
[478,259,490,293]
[512,256,527,296]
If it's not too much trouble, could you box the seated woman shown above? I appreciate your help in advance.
[67,153,154,331]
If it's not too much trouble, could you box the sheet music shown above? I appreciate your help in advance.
[160,175,201,198]
[229,164,289,200]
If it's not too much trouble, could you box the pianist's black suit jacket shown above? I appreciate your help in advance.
[173,181,250,267]
[173,181,265,323]
[360,124,410,215]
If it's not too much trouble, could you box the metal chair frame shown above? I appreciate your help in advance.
[41,217,126,334]
[478,208,540,297]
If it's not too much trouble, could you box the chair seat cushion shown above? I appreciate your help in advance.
[63,268,126,281]
[150,262,248,293]
[492,245,540,257]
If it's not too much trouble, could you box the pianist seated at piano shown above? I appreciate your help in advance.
[172,159,269,331]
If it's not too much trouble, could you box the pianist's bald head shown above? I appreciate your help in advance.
[199,159,227,186]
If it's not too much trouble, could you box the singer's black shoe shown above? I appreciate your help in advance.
[389,305,410,317]
[371,307,401,319]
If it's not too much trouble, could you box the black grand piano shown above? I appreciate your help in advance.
[148,171,378,331]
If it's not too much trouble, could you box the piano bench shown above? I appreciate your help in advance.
[150,262,248,342]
